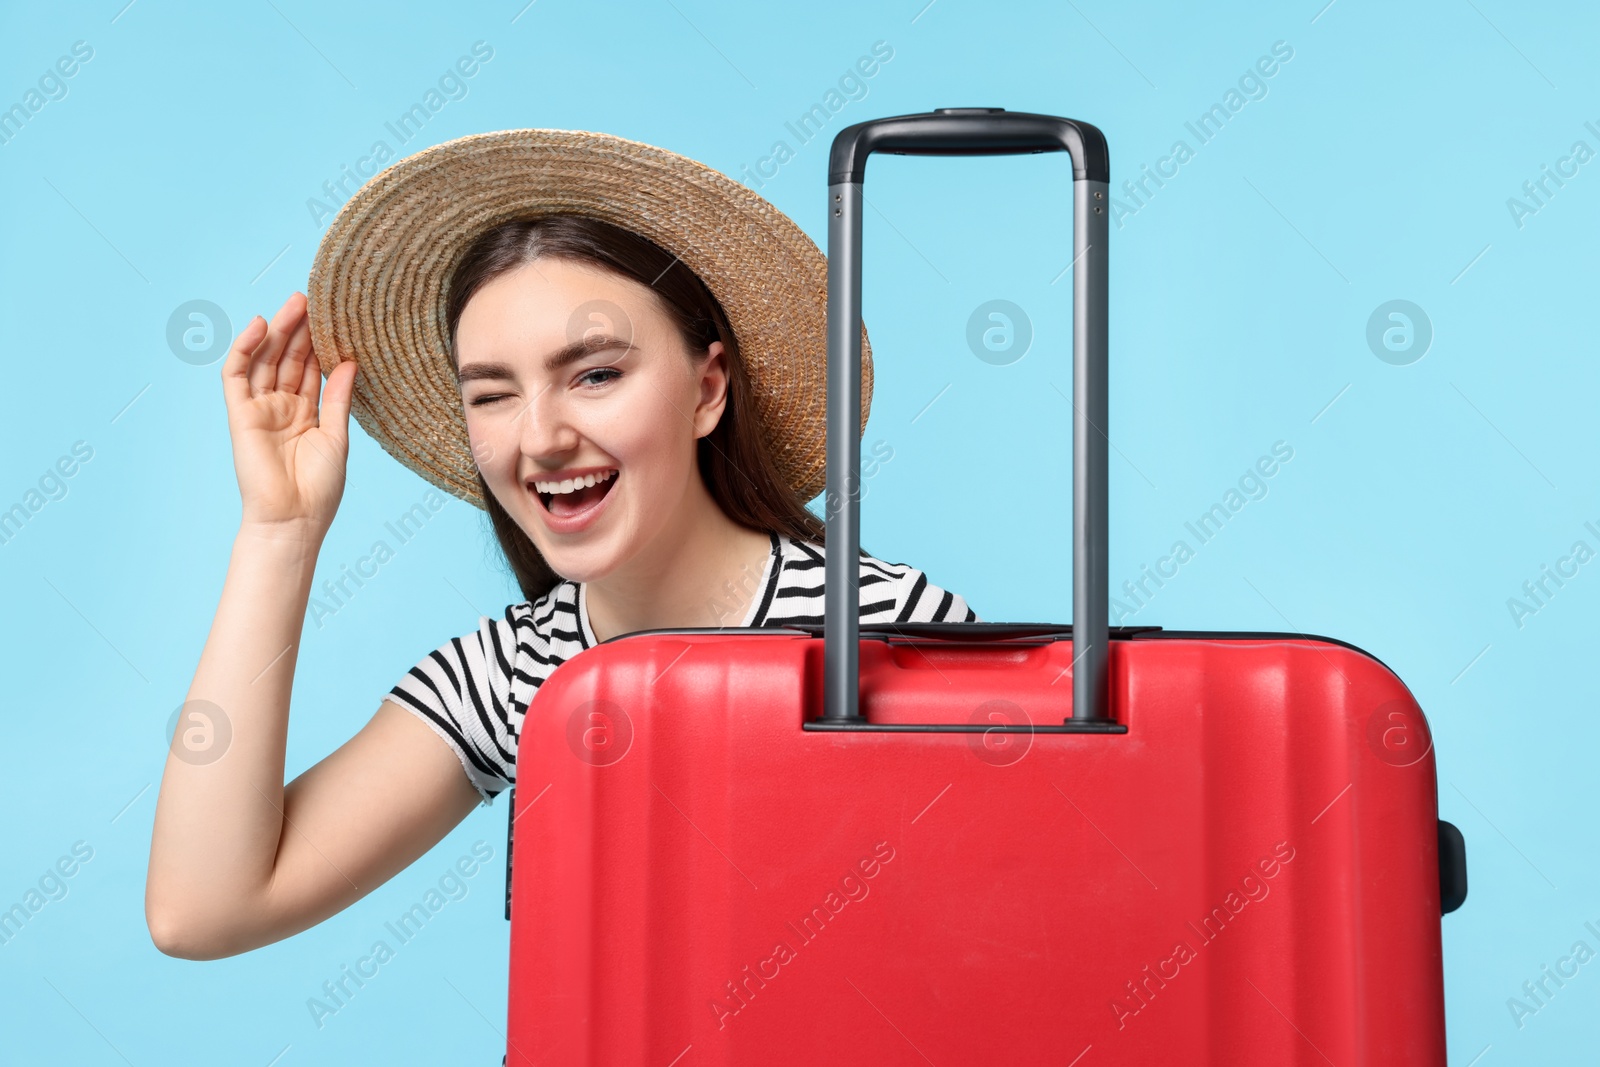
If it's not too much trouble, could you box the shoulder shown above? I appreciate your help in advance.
[511,580,590,666]
[455,594,556,665]
[524,580,579,641]
[855,543,979,623]
[768,535,978,624]
[396,582,581,695]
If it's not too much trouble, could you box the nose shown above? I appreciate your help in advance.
[517,383,581,463]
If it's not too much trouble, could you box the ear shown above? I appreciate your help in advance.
[691,339,730,440]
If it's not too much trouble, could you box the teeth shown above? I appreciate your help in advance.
[532,470,615,494]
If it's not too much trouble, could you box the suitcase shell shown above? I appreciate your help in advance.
[502,107,1458,1064]
[505,626,1448,1064]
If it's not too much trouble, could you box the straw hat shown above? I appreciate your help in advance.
[305,128,873,510]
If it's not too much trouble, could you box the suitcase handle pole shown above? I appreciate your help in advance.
[822,107,1112,725]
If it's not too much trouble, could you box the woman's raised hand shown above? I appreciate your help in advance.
[220,291,359,540]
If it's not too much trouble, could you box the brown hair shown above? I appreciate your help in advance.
[443,214,826,604]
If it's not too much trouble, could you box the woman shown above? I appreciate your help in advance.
[145,130,976,960]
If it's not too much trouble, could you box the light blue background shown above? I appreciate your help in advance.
[1,0,1593,1062]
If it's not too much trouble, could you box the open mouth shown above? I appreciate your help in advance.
[531,469,618,519]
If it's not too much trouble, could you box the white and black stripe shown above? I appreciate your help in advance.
[386,531,978,805]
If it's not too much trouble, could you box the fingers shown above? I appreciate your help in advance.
[221,315,269,410]
[222,293,316,414]
[317,358,360,448]
[297,343,322,405]
[247,293,307,395]
[277,302,314,395]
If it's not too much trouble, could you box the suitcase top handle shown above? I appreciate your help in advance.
[827,106,1109,184]
[822,107,1113,725]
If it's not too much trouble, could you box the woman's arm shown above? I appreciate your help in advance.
[145,528,482,959]
[145,292,481,959]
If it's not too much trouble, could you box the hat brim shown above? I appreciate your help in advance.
[306,127,872,510]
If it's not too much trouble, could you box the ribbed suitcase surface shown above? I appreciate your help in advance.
[504,627,1447,1065]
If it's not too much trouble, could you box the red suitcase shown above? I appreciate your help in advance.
[502,108,1465,1066]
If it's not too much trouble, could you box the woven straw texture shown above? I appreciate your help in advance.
[306,128,873,510]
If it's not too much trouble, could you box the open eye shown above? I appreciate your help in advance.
[578,367,621,387]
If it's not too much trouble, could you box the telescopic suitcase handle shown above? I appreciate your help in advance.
[822,107,1113,726]
[827,107,1109,182]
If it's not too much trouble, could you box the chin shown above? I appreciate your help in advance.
[539,546,621,585]
[523,515,635,586]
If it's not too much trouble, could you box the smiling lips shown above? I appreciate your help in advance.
[534,467,615,497]
[529,468,618,531]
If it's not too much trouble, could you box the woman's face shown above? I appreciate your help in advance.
[454,257,729,582]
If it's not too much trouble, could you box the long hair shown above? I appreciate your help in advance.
[443,214,826,604]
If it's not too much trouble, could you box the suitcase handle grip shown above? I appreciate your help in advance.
[827,107,1109,184]
[822,107,1113,725]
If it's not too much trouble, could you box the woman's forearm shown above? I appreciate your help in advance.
[145,523,321,955]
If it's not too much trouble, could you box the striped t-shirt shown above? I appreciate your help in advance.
[385,530,978,805]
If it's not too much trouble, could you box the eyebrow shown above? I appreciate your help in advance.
[455,333,638,387]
